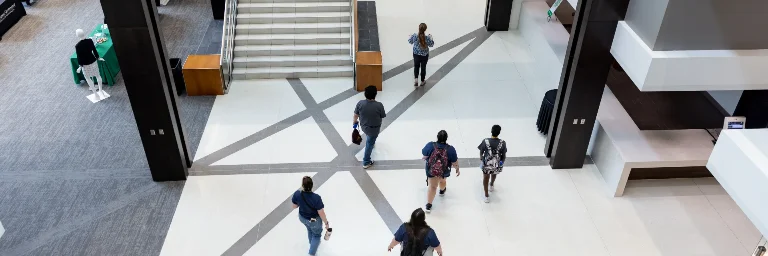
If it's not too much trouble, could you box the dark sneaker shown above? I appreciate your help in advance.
[425,203,432,213]
[439,188,447,197]
[363,161,374,169]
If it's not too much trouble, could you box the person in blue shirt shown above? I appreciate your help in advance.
[408,23,435,87]
[291,176,330,256]
[388,208,443,256]
[421,130,460,213]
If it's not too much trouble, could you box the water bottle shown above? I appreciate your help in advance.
[324,228,333,241]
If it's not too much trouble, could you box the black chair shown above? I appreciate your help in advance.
[536,89,557,135]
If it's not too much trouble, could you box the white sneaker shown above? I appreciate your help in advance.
[484,196,490,203]
[489,185,495,192]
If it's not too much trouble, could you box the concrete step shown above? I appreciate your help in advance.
[235,22,350,34]
[236,12,351,24]
[232,65,354,79]
[233,44,351,56]
[240,0,347,3]
[237,2,351,13]
[233,54,353,68]
[234,33,350,46]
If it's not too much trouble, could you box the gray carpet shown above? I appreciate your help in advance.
[0,0,217,254]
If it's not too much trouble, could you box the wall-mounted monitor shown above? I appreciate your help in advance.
[724,116,746,130]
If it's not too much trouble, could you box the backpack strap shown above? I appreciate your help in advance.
[496,139,505,152]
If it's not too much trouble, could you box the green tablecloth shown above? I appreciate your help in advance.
[70,24,120,86]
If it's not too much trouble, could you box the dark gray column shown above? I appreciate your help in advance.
[544,0,630,169]
[484,0,513,31]
[734,90,768,129]
[100,0,189,181]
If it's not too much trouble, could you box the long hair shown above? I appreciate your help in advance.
[301,176,313,192]
[402,208,430,256]
[418,23,428,49]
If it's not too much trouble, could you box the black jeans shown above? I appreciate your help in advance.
[413,54,429,82]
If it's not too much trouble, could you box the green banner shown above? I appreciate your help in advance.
[547,0,564,18]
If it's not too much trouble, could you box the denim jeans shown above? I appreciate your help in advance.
[363,134,378,165]
[299,216,324,255]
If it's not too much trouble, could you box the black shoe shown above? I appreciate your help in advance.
[439,188,446,197]
[425,203,432,213]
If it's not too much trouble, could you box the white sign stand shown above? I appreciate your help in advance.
[86,90,111,103]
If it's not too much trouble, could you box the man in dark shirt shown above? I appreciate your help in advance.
[477,125,507,203]
[353,86,386,169]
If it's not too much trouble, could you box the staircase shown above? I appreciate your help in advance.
[232,0,354,79]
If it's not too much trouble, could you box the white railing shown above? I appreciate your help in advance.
[220,0,238,93]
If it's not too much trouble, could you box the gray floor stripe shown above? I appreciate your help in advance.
[194,27,485,168]
[221,170,336,256]
[289,79,357,161]
[189,156,551,176]
[194,110,313,166]
[344,30,495,154]
[3,183,160,256]
[382,27,486,81]
[219,28,496,256]
[350,170,403,233]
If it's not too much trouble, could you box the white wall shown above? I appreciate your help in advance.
[707,129,768,238]
[707,90,743,115]
[612,21,768,91]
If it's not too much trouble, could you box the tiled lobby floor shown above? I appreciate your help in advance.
[161,0,762,255]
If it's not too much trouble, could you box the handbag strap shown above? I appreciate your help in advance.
[300,191,317,212]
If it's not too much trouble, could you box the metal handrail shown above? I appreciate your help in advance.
[349,0,355,61]
[220,0,238,93]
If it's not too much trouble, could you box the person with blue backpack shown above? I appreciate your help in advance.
[478,125,507,203]
[421,130,460,213]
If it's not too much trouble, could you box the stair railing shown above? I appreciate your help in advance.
[350,0,357,67]
[220,0,238,93]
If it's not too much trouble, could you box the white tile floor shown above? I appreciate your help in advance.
[172,0,762,254]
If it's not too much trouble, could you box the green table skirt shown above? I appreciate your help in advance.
[70,24,121,86]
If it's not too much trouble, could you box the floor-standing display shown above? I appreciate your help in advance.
[0,0,26,41]
[70,24,121,87]
[74,28,111,103]
[484,0,513,31]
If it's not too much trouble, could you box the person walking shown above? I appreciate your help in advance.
[478,125,507,203]
[353,85,386,169]
[408,23,435,87]
[387,208,443,256]
[292,176,330,256]
[421,130,459,213]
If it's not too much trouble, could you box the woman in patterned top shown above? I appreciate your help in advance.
[408,23,435,87]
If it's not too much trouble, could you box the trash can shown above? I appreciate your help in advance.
[170,58,186,96]
[536,89,557,135]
